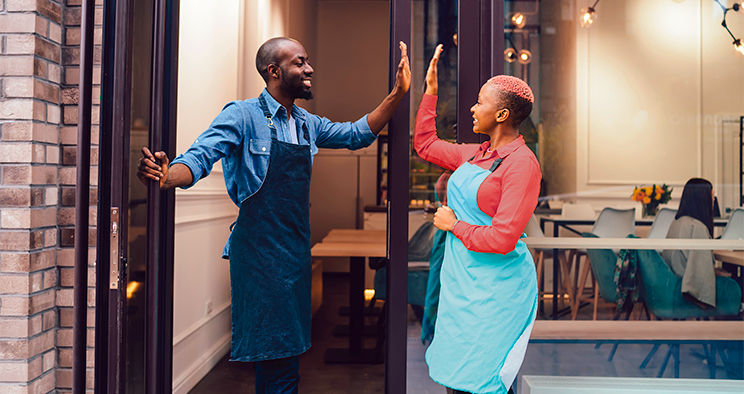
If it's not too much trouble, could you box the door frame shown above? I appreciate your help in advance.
[386,1,504,392]
[94,0,180,392]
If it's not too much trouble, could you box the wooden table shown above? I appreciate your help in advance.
[714,250,744,266]
[311,241,386,364]
[322,229,386,244]
[522,237,743,319]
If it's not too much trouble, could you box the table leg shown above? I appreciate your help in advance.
[324,256,376,364]
[553,223,560,319]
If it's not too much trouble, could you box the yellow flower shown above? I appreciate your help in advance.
[643,196,651,204]
[654,193,661,200]
[644,187,652,195]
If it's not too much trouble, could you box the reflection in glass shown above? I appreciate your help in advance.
[126,0,153,392]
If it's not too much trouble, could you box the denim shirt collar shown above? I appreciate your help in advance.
[259,89,307,121]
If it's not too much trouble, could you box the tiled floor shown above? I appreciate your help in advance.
[189,274,743,394]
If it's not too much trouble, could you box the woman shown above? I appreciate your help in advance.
[415,45,541,394]
[662,178,727,309]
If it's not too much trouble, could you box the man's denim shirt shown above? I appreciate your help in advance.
[171,89,377,256]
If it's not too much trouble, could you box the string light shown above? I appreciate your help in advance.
[713,0,743,56]
[579,0,600,28]
[511,13,526,29]
[518,49,532,65]
[504,48,518,63]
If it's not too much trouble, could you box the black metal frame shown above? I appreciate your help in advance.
[72,0,96,393]
[386,1,504,392]
[95,0,135,392]
[144,0,179,392]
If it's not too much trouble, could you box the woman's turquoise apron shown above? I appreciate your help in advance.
[425,156,538,394]
[227,95,312,361]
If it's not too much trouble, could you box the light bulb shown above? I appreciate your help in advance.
[511,13,526,29]
[735,39,744,56]
[504,48,517,63]
[517,49,532,65]
[579,7,596,28]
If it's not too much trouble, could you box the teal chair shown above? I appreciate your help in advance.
[635,249,741,319]
[635,248,742,378]
[574,233,636,320]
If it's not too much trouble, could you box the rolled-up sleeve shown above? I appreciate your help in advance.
[171,102,244,188]
[313,114,376,150]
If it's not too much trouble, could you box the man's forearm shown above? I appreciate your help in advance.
[161,163,194,190]
[366,87,407,135]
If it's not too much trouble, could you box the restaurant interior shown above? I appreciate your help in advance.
[111,0,744,393]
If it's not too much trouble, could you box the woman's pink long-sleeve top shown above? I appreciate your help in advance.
[414,94,542,254]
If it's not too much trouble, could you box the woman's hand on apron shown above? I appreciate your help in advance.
[424,44,444,96]
[434,206,458,232]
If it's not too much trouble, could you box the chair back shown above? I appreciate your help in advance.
[647,208,677,239]
[721,207,744,240]
[636,249,743,318]
[561,203,595,219]
[592,207,636,238]
[635,249,678,318]
[523,214,545,238]
[582,234,618,303]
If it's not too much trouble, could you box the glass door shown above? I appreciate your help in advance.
[387,1,504,393]
[95,0,179,393]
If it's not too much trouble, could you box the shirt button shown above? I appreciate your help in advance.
[262,147,266,151]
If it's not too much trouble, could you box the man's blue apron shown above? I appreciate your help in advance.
[425,156,538,394]
[227,95,312,362]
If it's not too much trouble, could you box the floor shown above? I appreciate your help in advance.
[189,273,744,394]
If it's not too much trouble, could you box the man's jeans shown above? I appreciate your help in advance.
[255,356,300,394]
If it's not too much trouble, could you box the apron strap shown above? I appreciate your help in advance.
[258,95,279,140]
[489,158,503,172]
[467,154,505,173]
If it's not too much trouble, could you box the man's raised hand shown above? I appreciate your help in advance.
[394,41,411,94]
[425,44,444,96]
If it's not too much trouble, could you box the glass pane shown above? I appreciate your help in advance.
[126,0,153,392]
[407,1,456,393]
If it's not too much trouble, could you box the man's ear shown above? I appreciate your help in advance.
[495,108,510,123]
[267,64,281,80]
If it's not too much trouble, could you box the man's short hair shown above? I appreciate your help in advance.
[255,37,296,82]
[487,75,534,127]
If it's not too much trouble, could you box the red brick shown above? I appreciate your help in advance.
[0,56,35,76]
[61,87,78,105]
[0,317,28,337]
[1,209,31,228]
[0,296,29,316]
[59,267,72,287]
[42,349,54,372]
[0,231,30,250]
[0,253,30,272]
[5,35,35,55]
[0,188,31,207]
[36,0,63,24]
[0,359,30,381]
[28,314,41,336]
[33,57,48,79]
[0,14,36,34]
[27,330,54,358]
[0,100,35,120]
[34,79,60,103]
[29,249,54,271]
[1,122,32,141]
[28,289,54,314]
[34,36,61,63]
[0,274,29,294]
[42,309,55,331]
[31,166,57,185]
[0,339,29,359]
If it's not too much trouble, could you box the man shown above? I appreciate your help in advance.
[137,37,410,393]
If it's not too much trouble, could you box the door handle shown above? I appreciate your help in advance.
[110,207,120,289]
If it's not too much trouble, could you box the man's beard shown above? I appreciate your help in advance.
[282,70,313,100]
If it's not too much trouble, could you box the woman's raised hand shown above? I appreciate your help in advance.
[424,44,444,96]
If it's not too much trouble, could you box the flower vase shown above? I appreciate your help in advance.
[642,204,658,218]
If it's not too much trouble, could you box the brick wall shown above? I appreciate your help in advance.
[0,0,100,392]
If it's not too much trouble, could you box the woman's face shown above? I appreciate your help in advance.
[470,85,505,134]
